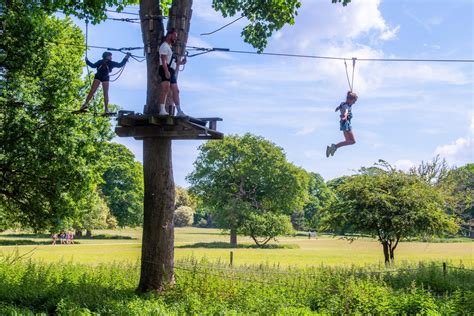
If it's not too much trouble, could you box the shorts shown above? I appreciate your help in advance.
[340,119,352,132]
[159,66,177,84]
[94,74,109,82]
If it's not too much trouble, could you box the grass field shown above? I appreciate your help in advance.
[1,227,472,267]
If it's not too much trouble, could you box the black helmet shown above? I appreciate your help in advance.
[102,51,112,59]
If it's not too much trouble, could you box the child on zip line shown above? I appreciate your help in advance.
[326,91,358,157]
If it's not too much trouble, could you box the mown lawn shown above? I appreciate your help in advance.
[1,227,472,267]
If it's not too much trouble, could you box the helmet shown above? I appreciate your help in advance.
[102,51,112,59]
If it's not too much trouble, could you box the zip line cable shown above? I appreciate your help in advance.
[187,47,474,63]
[46,39,474,64]
[105,9,140,16]
[200,16,244,36]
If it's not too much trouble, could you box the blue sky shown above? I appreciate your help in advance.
[71,0,473,186]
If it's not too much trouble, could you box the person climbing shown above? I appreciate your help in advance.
[77,51,131,115]
[326,91,358,157]
[158,28,187,116]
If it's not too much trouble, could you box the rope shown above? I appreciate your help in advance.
[343,58,356,92]
[186,46,474,63]
[200,16,244,36]
[84,20,92,85]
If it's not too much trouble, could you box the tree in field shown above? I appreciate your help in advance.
[1,4,113,231]
[439,164,474,233]
[100,143,144,227]
[410,157,473,234]
[175,186,197,210]
[75,189,116,237]
[188,134,309,247]
[174,206,194,227]
[3,0,352,293]
[303,172,334,230]
[322,165,459,264]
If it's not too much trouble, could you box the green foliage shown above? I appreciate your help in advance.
[76,189,113,231]
[211,1,352,52]
[303,172,334,230]
[322,165,459,264]
[174,206,194,227]
[100,143,144,227]
[212,0,302,52]
[175,186,197,211]
[188,134,309,246]
[0,259,471,315]
[1,5,113,230]
[439,163,474,226]
[241,213,294,246]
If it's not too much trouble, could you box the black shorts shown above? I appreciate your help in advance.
[94,74,109,82]
[159,66,177,84]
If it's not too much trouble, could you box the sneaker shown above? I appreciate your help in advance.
[158,109,169,116]
[326,145,331,158]
[330,144,337,156]
[176,110,187,117]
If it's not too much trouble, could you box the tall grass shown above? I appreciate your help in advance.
[0,256,472,315]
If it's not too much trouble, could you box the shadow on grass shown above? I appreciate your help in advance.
[0,239,81,246]
[84,234,135,240]
[182,232,228,236]
[0,233,50,239]
[176,242,299,249]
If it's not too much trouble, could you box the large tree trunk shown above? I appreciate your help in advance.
[137,0,192,293]
[138,138,175,293]
[137,0,172,293]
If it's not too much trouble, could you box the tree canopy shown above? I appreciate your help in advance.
[100,143,144,227]
[322,164,459,264]
[1,5,113,231]
[188,133,309,246]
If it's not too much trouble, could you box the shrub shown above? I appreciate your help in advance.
[174,206,194,227]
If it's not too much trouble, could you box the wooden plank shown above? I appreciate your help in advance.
[196,117,223,122]
[115,126,223,139]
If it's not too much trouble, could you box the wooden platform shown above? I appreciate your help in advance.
[115,110,223,140]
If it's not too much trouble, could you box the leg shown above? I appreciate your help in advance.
[170,83,184,115]
[170,83,180,106]
[336,131,356,149]
[159,81,171,104]
[83,79,101,108]
[102,81,110,112]
[159,81,171,114]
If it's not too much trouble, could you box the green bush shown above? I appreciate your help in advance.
[0,258,472,315]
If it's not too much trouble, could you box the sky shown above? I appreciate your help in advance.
[69,0,473,186]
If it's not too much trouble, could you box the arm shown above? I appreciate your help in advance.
[85,58,98,68]
[341,109,349,121]
[111,54,130,69]
[177,55,187,67]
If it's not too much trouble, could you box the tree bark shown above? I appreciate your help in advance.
[382,241,390,265]
[85,230,92,238]
[137,0,172,294]
[138,138,175,293]
[75,230,83,238]
[230,227,237,246]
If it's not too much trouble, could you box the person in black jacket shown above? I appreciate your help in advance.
[78,51,130,114]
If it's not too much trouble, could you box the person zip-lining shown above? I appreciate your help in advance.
[158,28,187,116]
[326,91,358,157]
[77,51,131,115]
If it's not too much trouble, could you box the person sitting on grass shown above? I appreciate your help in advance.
[326,91,358,157]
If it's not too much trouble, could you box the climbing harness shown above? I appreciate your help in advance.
[344,57,357,92]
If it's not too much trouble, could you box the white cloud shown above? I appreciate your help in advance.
[435,115,473,165]
[394,159,415,171]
